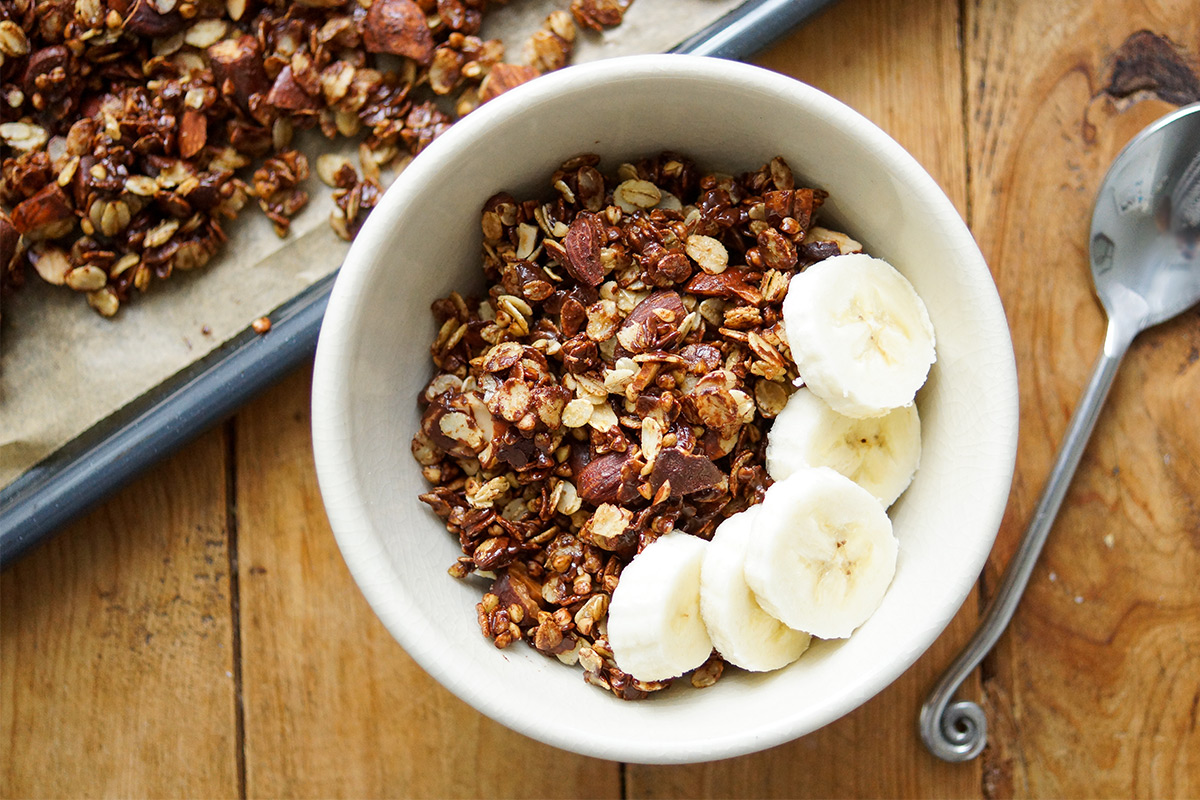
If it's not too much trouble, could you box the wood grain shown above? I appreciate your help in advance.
[0,430,238,799]
[233,367,622,799]
[628,0,980,795]
[967,2,1200,796]
[5,0,1200,796]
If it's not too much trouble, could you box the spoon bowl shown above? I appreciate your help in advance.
[921,101,1200,762]
[1091,104,1200,332]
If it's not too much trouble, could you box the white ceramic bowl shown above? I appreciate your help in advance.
[312,54,1018,764]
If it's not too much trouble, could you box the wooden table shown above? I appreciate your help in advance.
[4,0,1200,796]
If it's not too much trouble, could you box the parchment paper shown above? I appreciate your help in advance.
[0,0,747,488]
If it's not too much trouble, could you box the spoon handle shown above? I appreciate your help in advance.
[919,319,1136,762]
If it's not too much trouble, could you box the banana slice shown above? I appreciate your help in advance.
[765,387,921,507]
[700,505,812,672]
[607,531,713,681]
[782,253,935,418]
[744,467,898,639]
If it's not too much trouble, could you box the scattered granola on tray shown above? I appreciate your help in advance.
[412,152,865,699]
[0,0,633,319]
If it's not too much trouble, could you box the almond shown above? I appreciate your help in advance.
[11,185,76,240]
[648,447,724,498]
[479,63,540,102]
[563,212,605,286]
[363,0,435,65]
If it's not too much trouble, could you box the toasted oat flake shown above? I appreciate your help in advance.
[65,265,108,292]
[613,179,661,212]
[110,253,141,278]
[0,122,48,152]
[586,402,619,432]
[184,19,226,47]
[144,219,181,249]
[562,398,594,428]
[124,175,159,196]
[0,21,30,57]
[685,234,728,274]
[86,287,120,317]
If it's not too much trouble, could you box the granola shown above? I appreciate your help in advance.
[0,0,628,319]
[413,152,859,699]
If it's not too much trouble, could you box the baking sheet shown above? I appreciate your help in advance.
[0,0,754,489]
[0,0,841,564]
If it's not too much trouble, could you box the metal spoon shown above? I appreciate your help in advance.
[920,102,1200,762]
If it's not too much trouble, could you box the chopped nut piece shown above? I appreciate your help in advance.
[690,655,725,688]
[363,0,435,63]
[580,503,634,551]
[11,185,75,241]
[208,36,270,115]
[571,0,630,30]
[806,226,863,255]
[29,246,72,286]
[586,299,621,342]
[251,316,271,334]
[179,110,207,159]
[124,0,186,37]
[563,212,605,286]
[479,63,540,103]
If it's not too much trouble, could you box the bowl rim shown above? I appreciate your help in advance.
[311,53,1019,764]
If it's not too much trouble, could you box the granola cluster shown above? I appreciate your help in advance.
[0,0,632,318]
[413,152,860,699]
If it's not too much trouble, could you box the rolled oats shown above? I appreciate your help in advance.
[684,234,729,274]
[65,265,108,292]
[414,152,855,699]
[184,19,227,49]
[0,122,47,152]
[613,179,662,212]
[0,1,628,319]
[86,287,119,317]
[562,398,595,428]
